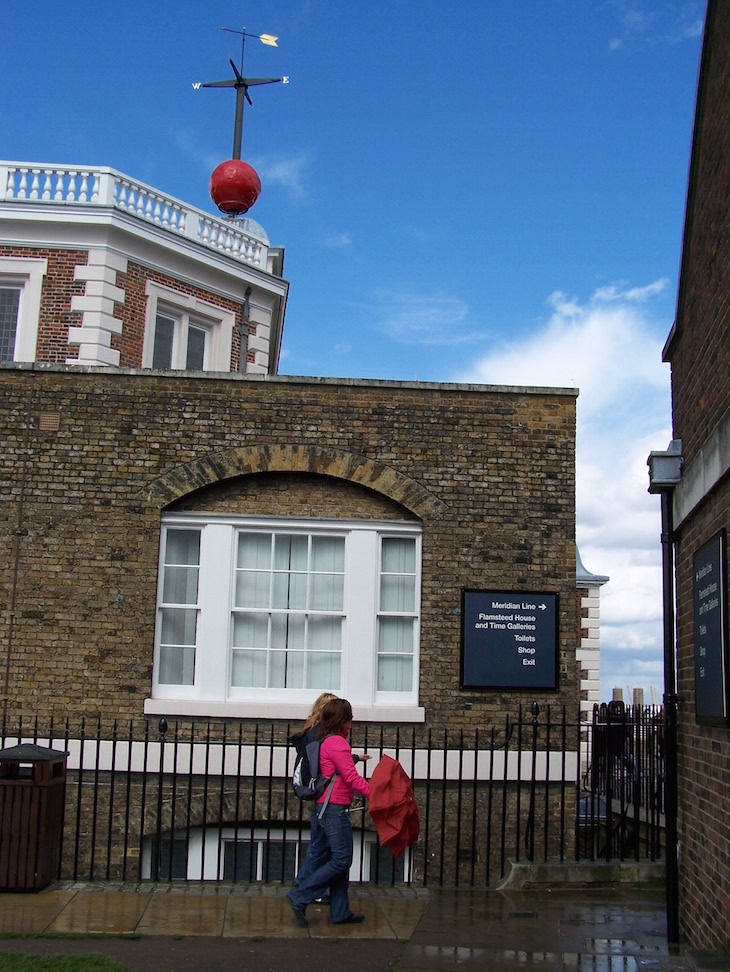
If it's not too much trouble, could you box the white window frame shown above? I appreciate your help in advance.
[141,825,413,883]
[0,257,47,362]
[143,281,234,372]
[147,515,424,723]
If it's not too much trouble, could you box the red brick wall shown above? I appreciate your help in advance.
[666,0,730,952]
[674,493,730,951]
[115,263,245,370]
[0,244,86,363]
[668,1,730,466]
[0,245,246,370]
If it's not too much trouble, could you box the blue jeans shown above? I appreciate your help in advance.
[293,806,329,889]
[288,804,354,923]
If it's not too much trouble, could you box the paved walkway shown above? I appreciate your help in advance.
[0,882,728,971]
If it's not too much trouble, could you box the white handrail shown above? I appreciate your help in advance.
[1,160,269,269]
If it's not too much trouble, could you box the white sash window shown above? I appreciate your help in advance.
[151,516,422,717]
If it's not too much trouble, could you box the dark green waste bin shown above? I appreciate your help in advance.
[0,743,67,891]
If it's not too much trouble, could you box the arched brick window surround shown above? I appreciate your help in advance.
[140,443,447,519]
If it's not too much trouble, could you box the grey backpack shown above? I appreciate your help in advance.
[292,735,337,804]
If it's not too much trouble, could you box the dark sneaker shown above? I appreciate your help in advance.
[333,913,365,924]
[285,892,308,927]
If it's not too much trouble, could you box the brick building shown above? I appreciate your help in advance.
[0,160,581,730]
[0,158,589,883]
[658,0,730,951]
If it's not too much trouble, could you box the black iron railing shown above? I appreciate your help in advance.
[0,704,665,889]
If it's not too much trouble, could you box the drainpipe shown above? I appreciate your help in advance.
[239,286,252,373]
[647,439,683,945]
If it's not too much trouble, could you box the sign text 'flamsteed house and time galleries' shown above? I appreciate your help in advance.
[460,590,559,690]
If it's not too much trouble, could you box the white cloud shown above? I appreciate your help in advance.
[323,232,352,248]
[373,291,484,346]
[455,281,672,701]
[251,151,311,201]
[608,1,704,51]
[170,134,312,204]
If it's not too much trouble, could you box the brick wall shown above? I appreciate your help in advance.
[0,245,86,363]
[665,0,730,952]
[668,1,730,466]
[1,245,248,370]
[0,365,577,729]
[116,262,245,370]
[674,493,730,950]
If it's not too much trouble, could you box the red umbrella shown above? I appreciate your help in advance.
[368,754,420,860]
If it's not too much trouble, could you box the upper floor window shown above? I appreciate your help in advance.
[0,287,21,361]
[152,311,209,370]
[150,515,422,719]
[143,281,235,372]
[0,257,47,362]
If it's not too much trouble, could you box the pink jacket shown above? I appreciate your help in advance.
[317,733,370,805]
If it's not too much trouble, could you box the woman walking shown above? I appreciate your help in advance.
[289,692,338,892]
[286,697,370,926]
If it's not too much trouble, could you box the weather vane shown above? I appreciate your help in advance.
[196,27,288,217]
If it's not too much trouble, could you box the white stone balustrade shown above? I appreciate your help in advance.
[0,161,269,270]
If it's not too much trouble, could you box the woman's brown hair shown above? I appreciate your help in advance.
[318,697,353,737]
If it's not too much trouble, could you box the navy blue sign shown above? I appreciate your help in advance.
[461,589,559,690]
[693,530,729,726]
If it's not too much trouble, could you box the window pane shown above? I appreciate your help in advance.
[369,842,406,883]
[166,529,200,566]
[232,613,268,649]
[154,838,188,880]
[263,841,298,882]
[160,607,197,646]
[308,616,341,651]
[311,536,344,572]
[269,650,286,687]
[269,649,304,688]
[382,537,415,574]
[274,534,308,571]
[380,575,415,612]
[272,571,307,609]
[231,649,267,687]
[379,617,414,654]
[378,655,412,692]
[159,645,196,685]
[186,323,206,370]
[306,652,340,689]
[0,287,20,362]
[163,566,198,604]
[236,571,271,608]
[238,533,271,569]
[270,613,305,650]
[223,841,255,881]
[310,573,343,611]
[152,313,175,369]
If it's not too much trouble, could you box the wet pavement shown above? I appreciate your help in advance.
[0,881,728,971]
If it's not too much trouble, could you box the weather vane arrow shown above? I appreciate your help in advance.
[194,27,289,160]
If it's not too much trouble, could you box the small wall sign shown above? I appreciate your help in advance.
[460,589,559,690]
[693,529,729,726]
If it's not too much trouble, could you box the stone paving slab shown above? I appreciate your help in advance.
[0,891,76,935]
[46,890,149,935]
[135,892,227,936]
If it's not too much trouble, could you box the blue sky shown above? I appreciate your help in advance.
[2,1,705,701]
